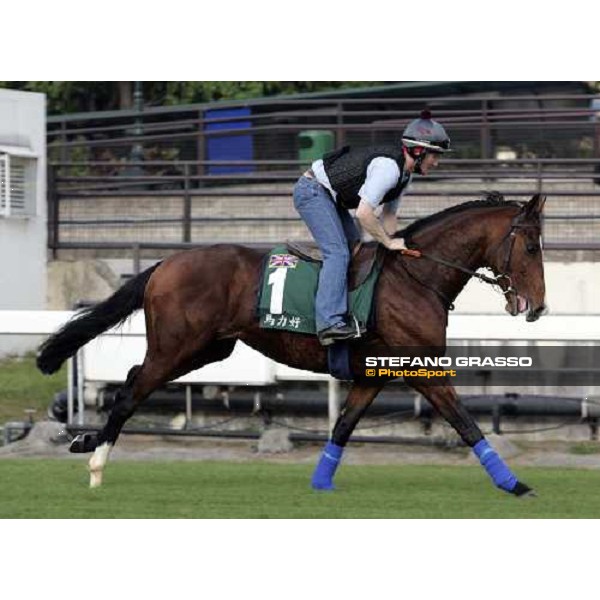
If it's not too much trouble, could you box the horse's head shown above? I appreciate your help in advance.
[488,194,547,322]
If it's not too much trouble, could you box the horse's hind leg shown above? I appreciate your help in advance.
[84,364,141,487]
[312,382,383,490]
[70,364,142,445]
[404,379,535,497]
[80,338,236,488]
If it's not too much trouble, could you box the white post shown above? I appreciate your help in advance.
[77,350,85,426]
[185,385,193,425]
[327,378,341,436]
[67,357,75,425]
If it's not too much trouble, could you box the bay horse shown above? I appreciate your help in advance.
[37,193,547,494]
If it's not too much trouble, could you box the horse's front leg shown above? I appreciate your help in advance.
[311,382,383,490]
[405,378,535,497]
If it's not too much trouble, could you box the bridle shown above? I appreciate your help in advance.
[402,212,536,311]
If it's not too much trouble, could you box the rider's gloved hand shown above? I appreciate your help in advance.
[386,238,422,258]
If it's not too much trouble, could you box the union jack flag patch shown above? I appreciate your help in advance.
[269,254,299,269]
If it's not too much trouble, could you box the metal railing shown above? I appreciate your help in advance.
[46,92,600,164]
[48,157,600,254]
[44,92,600,254]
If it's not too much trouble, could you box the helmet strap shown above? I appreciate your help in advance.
[407,146,427,174]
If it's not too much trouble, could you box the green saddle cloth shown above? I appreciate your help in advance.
[257,245,381,335]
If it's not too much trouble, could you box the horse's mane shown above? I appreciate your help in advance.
[396,192,524,241]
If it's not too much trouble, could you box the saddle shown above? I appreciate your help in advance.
[286,240,386,291]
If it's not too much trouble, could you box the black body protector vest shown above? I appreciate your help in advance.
[322,145,409,209]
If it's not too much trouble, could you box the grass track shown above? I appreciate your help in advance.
[0,354,66,424]
[1,459,600,518]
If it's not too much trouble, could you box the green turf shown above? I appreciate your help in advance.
[0,354,67,425]
[1,459,599,518]
[569,442,600,455]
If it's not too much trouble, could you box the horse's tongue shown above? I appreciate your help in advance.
[518,295,527,313]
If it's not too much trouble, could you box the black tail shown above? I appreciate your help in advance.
[37,263,161,375]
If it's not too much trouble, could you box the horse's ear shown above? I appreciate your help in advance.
[524,194,547,216]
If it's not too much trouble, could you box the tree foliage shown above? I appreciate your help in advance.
[0,81,386,115]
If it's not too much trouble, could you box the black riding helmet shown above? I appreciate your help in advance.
[402,110,451,173]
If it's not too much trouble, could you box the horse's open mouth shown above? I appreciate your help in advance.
[505,293,528,316]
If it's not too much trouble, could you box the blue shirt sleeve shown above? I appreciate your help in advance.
[358,157,402,208]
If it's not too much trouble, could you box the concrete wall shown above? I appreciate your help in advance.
[47,258,600,317]
[46,260,120,310]
[0,89,46,355]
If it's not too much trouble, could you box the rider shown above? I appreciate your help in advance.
[293,110,451,346]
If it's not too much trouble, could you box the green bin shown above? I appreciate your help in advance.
[298,130,335,166]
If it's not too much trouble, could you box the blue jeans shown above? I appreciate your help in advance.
[293,176,360,332]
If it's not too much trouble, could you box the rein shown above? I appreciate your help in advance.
[418,252,501,286]
[402,215,532,310]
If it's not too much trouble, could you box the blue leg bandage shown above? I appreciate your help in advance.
[473,439,517,492]
[311,441,344,490]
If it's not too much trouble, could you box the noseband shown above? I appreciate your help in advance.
[491,215,532,300]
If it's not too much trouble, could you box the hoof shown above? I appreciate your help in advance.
[511,481,537,498]
[311,481,336,491]
[69,433,99,453]
[89,470,104,489]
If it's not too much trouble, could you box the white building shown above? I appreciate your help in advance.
[0,88,46,355]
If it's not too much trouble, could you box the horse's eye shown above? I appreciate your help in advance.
[526,243,539,255]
